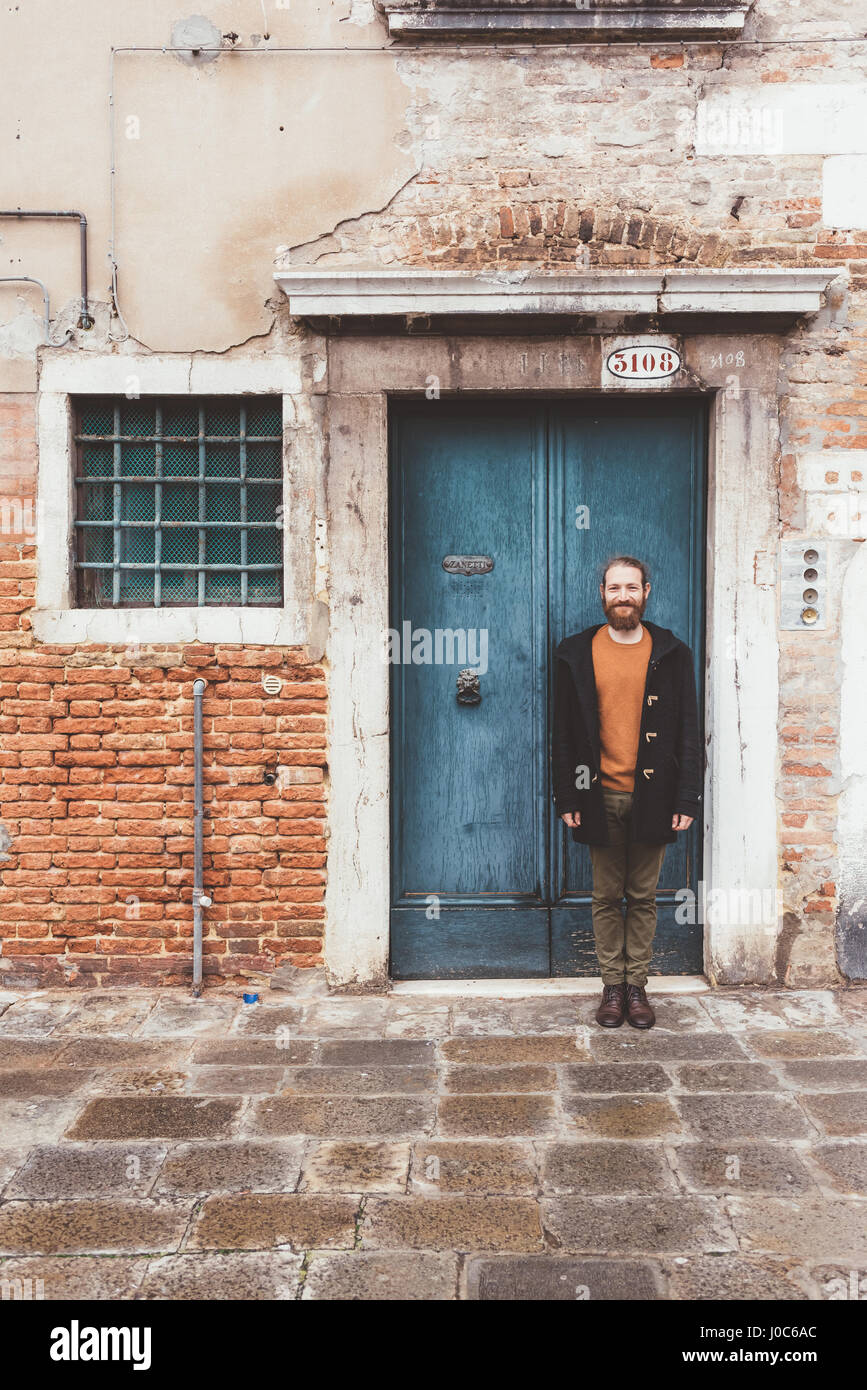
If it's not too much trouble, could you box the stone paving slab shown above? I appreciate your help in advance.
[544,1189,733,1256]
[4,1143,168,1199]
[295,1000,394,1037]
[82,1068,190,1098]
[0,1148,29,1195]
[137,1251,303,1300]
[316,1039,435,1066]
[0,999,76,1036]
[674,1061,779,1091]
[229,1004,305,1037]
[443,1034,587,1064]
[190,1194,359,1251]
[382,1003,452,1040]
[154,1140,305,1196]
[303,1250,457,1300]
[301,1141,411,1194]
[0,1098,85,1150]
[540,1141,676,1195]
[438,1094,559,1138]
[54,1038,197,1068]
[564,1094,681,1138]
[466,1255,663,1300]
[0,985,864,1300]
[671,1143,817,1194]
[443,1063,557,1093]
[590,1033,749,1062]
[662,1255,812,1301]
[560,1061,671,1092]
[543,1195,736,1254]
[68,1096,242,1140]
[192,1039,315,1065]
[183,1066,286,1095]
[138,998,238,1037]
[52,994,156,1037]
[0,1039,67,1068]
[281,1065,437,1095]
[0,1255,150,1300]
[451,1000,591,1037]
[728,1194,867,1264]
[411,1141,537,1194]
[361,1196,543,1251]
[0,1199,193,1255]
[780,1059,867,1089]
[747,1031,862,1059]
[0,1068,93,1099]
[808,1142,867,1193]
[675,1094,812,1141]
[800,1090,867,1135]
[250,1095,435,1138]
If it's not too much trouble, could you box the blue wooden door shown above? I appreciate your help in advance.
[390,398,705,979]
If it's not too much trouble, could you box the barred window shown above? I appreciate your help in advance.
[73,396,283,608]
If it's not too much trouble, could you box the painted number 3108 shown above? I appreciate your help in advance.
[607,347,682,379]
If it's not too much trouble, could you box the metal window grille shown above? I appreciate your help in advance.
[73,396,283,608]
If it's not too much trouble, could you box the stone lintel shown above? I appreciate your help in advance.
[274,269,837,330]
[383,5,750,42]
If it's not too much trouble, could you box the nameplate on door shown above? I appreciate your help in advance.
[442,555,494,575]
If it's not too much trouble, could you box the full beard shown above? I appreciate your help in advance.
[603,597,646,631]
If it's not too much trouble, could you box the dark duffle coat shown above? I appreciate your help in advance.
[551,620,703,847]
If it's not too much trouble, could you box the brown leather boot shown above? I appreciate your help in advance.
[625,984,655,1029]
[595,982,626,1028]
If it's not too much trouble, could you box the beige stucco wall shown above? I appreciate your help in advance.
[0,1,409,363]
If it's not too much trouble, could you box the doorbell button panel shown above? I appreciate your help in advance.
[779,539,827,630]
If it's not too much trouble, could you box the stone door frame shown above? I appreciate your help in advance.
[319,328,785,989]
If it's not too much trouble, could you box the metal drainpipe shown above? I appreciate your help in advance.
[191,678,210,997]
[0,210,93,329]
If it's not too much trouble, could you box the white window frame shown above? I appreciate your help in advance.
[34,353,304,646]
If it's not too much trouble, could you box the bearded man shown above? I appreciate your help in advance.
[551,556,702,1029]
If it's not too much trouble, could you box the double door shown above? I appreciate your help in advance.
[389,398,705,979]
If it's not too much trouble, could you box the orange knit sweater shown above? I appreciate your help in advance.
[591,624,652,793]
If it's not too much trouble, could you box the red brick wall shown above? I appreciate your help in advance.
[0,390,326,988]
[0,641,326,988]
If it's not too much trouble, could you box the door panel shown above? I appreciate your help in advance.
[389,404,550,979]
[389,397,706,980]
[549,401,705,975]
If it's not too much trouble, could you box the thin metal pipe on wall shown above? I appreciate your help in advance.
[192,677,207,997]
[0,210,92,329]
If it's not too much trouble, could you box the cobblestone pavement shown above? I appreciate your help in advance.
[0,984,865,1301]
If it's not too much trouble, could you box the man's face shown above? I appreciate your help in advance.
[600,565,650,630]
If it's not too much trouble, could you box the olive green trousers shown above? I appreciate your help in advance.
[588,788,668,987]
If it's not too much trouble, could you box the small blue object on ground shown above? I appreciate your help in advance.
[242,991,259,1004]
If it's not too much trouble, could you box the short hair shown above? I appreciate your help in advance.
[600,555,650,588]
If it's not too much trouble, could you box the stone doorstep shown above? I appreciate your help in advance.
[390,976,710,998]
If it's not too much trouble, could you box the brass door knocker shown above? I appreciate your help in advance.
[456,668,482,705]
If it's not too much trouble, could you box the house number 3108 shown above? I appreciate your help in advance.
[606,347,681,379]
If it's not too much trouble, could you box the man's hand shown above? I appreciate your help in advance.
[561,811,581,828]
[672,814,694,831]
